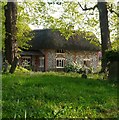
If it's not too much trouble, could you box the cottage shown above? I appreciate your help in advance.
[19,29,100,72]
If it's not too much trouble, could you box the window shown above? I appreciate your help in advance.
[83,59,90,67]
[56,58,65,68]
[56,49,65,53]
[22,56,31,68]
[56,50,65,68]
[39,57,44,68]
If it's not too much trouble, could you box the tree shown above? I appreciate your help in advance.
[97,1,111,72]
[2,1,32,73]
[4,0,17,64]
[4,0,18,73]
[41,1,118,72]
[79,1,119,72]
[2,0,118,73]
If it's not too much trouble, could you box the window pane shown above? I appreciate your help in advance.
[57,60,59,67]
[62,60,64,67]
[21,57,31,69]
[56,49,65,53]
[56,59,64,68]
[39,57,44,67]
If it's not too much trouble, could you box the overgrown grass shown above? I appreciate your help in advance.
[2,72,118,118]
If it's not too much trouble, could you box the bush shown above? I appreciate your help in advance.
[15,66,31,73]
[64,62,92,74]
[64,62,81,73]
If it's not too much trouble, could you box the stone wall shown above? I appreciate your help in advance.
[47,50,56,71]
[20,50,99,72]
[46,49,100,72]
[65,51,74,63]
[76,51,99,72]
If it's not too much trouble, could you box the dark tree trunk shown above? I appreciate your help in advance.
[97,1,111,72]
[4,0,18,73]
[9,57,18,74]
[108,61,119,82]
[4,2,13,64]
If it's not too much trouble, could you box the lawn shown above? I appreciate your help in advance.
[2,72,118,118]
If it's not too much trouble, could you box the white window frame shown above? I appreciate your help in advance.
[22,56,31,67]
[56,58,65,68]
[39,57,44,68]
[83,58,91,67]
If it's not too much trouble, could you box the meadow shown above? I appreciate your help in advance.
[2,72,118,118]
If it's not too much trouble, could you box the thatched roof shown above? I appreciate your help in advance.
[21,51,44,56]
[28,29,100,51]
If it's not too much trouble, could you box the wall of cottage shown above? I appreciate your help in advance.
[32,56,35,70]
[46,49,99,72]
[47,50,56,71]
[75,51,99,72]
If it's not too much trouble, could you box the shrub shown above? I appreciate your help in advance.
[64,62,92,74]
[15,66,30,73]
[64,62,81,73]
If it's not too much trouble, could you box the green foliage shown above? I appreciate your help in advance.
[27,1,89,39]
[108,3,119,42]
[2,64,30,74]
[64,62,82,73]
[85,31,100,46]
[15,66,30,73]
[1,2,33,51]
[2,72,118,118]
[65,62,92,74]
[27,1,118,46]
[1,1,6,49]
[16,3,33,49]
[2,1,118,50]
[111,39,119,50]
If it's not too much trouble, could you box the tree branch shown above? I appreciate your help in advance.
[107,4,119,17]
[109,8,119,17]
[78,2,98,11]
[110,10,119,17]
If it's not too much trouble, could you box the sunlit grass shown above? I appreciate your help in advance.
[2,72,118,118]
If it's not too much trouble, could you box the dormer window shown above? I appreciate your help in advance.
[56,49,65,68]
[56,49,65,53]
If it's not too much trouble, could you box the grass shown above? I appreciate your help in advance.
[2,72,118,118]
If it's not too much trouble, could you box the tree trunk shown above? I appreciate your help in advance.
[97,1,111,72]
[9,57,18,74]
[4,0,18,73]
[4,2,13,64]
[108,61,119,82]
